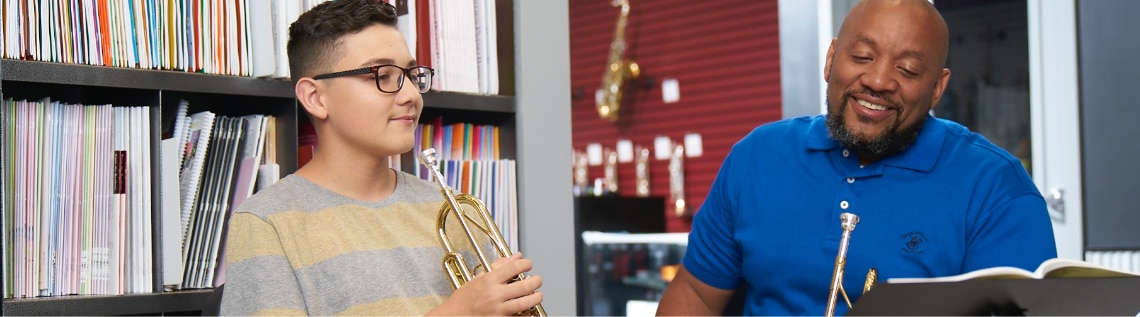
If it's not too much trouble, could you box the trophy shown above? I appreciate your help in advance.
[669,144,686,217]
[604,149,619,194]
[635,146,650,197]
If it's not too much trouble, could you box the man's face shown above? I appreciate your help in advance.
[823,1,950,160]
[319,24,423,157]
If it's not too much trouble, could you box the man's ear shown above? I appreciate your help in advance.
[929,68,951,111]
[824,39,837,82]
[296,78,328,120]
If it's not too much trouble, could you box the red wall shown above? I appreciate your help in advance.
[570,0,783,232]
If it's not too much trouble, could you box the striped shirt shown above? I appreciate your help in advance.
[220,172,487,316]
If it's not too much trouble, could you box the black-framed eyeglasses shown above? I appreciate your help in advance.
[312,64,435,94]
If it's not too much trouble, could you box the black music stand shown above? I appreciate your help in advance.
[847,277,1140,316]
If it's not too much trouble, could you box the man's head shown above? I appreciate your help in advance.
[289,0,427,158]
[823,0,951,162]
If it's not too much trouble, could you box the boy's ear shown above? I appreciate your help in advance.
[296,78,328,120]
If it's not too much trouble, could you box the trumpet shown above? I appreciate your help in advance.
[825,213,877,317]
[417,148,547,317]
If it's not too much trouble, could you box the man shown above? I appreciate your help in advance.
[219,1,543,315]
[656,0,1056,315]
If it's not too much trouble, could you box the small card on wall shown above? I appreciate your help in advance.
[654,136,672,161]
[684,133,703,158]
[616,139,634,163]
[587,143,603,166]
[662,77,680,103]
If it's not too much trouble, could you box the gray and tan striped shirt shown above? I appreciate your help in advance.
[219,172,484,316]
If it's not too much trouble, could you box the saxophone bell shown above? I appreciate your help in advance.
[418,148,547,317]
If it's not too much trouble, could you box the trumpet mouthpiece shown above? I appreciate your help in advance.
[419,148,438,166]
[839,212,859,231]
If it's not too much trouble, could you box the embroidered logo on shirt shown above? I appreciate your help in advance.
[901,231,927,254]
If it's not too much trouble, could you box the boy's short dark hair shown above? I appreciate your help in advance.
[287,0,399,81]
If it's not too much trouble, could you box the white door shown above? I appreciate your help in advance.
[1027,0,1082,260]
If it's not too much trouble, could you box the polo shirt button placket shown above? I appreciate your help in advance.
[846,177,855,184]
[842,149,850,157]
[840,200,849,209]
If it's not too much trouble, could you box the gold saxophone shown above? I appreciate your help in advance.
[825,213,878,317]
[597,0,640,122]
[417,148,546,317]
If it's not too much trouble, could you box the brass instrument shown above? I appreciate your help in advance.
[597,0,639,121]
[417,148,547,317]
[825,213,877,317]
[604,150,619,193]
[668,144,686,217]
[635,147,650,197]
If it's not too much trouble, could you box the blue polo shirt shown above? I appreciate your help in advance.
[683,115,1056,316]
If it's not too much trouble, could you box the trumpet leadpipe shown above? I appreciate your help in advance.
[825,212,859,317]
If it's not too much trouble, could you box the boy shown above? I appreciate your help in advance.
[219,1,543,315]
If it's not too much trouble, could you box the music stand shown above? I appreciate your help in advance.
[847,277,1140,316]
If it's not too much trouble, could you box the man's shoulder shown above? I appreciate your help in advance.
[936,118,1025,166]
[734,115,819,149]
[934,118,1035,189]
[751,115,817,134]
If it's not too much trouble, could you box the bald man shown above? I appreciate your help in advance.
[656,0,1057,315]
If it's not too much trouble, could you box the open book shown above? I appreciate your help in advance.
[888,258,1140,283]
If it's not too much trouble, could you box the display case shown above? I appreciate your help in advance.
[579,231,687,316]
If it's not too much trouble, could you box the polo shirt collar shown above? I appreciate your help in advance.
[804,114,945,173]
[805,115,839,150]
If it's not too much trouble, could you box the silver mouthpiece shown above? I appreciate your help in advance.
[840,212,859,232]
[419,148,439,168]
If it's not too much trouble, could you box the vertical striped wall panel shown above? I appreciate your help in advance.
[570,0,783,232]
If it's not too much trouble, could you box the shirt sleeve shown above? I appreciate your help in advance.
[219,212,309,316]
[962,193,1058,273]
[682,146,744,290]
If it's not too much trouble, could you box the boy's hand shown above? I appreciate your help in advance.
[427,253,544,316]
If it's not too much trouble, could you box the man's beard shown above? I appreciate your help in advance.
[825,92,925,160]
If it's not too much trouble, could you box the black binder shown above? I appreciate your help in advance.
[847,277,1140,316]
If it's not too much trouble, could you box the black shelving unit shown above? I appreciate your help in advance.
[0,59,517,315]
[3,288,223,316]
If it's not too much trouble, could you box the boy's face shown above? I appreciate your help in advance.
[318,24,423,157]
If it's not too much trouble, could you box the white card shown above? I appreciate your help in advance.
[616,139,633,163]
[587,143,603,166]
[662,77,680,103]
[684,133,703,158]
[654,136,672,161]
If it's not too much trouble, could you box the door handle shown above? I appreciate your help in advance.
[1044,187,1065,221]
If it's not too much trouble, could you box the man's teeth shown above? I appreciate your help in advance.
[857,99,887,111]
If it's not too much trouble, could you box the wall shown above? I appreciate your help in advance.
[569,0,783,232]
[516,0,576,314]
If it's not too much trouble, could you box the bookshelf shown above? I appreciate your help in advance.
[0,57,519,315]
